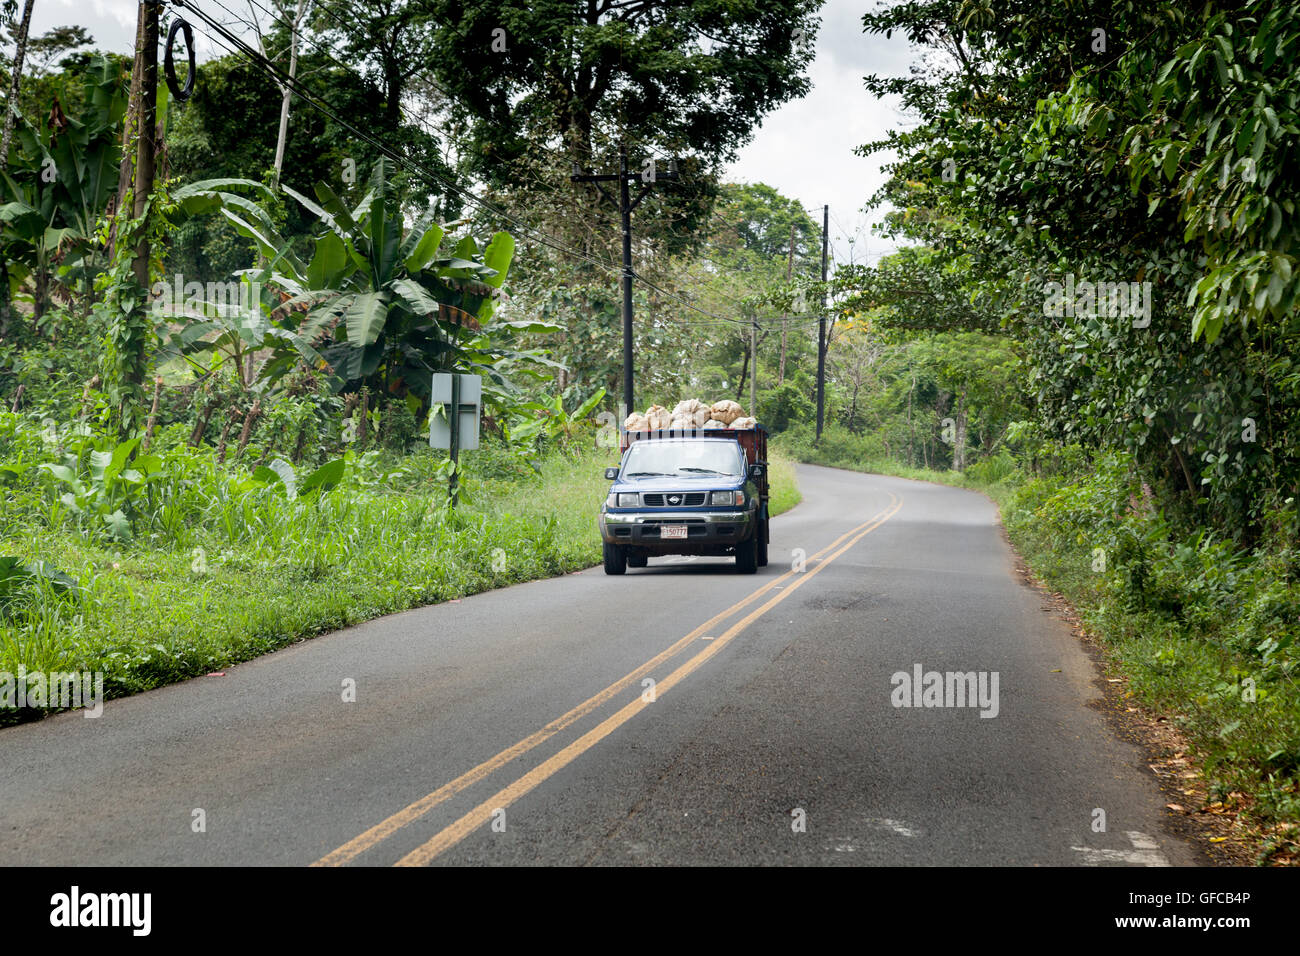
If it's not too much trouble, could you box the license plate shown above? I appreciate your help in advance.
[660,524,688,539]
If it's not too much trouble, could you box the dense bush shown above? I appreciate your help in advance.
[999,446,1300,838]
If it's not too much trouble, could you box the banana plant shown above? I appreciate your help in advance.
[218,158,560,419]
[0,54,127,316]
[152,177,330,394]
[153,274,326,394]
[0,181,70,323]
[505,387,607,452]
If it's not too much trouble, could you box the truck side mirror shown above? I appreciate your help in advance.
[748,463,765,479]
[605,467,620,480]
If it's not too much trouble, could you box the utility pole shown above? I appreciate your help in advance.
[131,1,160,290]
[779,222,794,385]
[815,204,828,441]
[750,318,758,414]
[571,143,678,415]
[102,0,161,434]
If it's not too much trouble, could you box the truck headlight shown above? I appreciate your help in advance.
[616,493,639,507]
[711,490,745,506]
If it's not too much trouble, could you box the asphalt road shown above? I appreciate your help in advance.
[0,464,1201,866]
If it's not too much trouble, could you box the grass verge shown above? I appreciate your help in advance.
[2,438,802,725]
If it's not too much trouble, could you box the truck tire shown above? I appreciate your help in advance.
[603,541,627,575]
[757,514,769,567]
[735,528,758,574]
[627,551,648,568]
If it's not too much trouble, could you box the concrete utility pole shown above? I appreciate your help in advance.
[815,204,828,440]
[571,143,678,416]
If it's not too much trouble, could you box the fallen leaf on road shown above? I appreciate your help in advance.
[1166,803,1186,812]
[207,672,226,677]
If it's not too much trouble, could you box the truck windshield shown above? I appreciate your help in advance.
[623,442,744,478]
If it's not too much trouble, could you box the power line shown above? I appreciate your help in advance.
[223,0,827,330]
[180,0,814,342]
[185,0,622,273]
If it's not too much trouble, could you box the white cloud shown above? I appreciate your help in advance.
[22,0,138,57]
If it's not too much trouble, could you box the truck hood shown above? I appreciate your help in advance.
[613,474,744,492]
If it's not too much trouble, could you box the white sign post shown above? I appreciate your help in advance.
[430,373,482,506]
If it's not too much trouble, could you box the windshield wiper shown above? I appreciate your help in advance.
[678,467,732,476]
[624,471,671,477]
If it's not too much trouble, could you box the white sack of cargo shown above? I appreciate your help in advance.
[644,404,672,430]
[710,400,744,424]
[624,412,649,431]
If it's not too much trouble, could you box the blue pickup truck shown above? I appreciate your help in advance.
[598,425,770,574]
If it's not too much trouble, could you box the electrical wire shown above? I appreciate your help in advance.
[186,0,620,272]
[180,0,840,336]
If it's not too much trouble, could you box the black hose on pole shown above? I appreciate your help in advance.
[164,16,196,102]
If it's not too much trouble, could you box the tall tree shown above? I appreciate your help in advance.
[854,0,1300,538]
[427,0,821,263]
[312,0,440,131]
[246,1,315,190]
[21,24,92,76]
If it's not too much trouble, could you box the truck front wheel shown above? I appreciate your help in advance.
[603,541,627,575]
[735,528,758,574]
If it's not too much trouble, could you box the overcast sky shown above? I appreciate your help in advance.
[24,0,914,267]
[726,0,914,268]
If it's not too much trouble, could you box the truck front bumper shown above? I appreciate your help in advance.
[599,509,755,550]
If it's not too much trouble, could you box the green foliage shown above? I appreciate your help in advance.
[505,386,606,456]
[758,379,815,433]
[0,54,127,322]
[854,0,1300,545]
[428,0,821,261]
[0,431,627,724]
[241,159,558,415]
[164,46,454,283]
[994,447,1300,848]
[0,555,78,619]
[38,432,170,542]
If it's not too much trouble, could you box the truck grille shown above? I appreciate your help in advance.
[642,492,707,507]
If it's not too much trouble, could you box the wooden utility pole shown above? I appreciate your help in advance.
[779,222,794,385]
[815,204,828,440]
[130,1,160,290]
[750,319,757,414]
[0,0,35,165]
[102,1,161,434]
[571,144,678,415]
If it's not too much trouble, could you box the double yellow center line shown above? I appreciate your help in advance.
[313,492,903,867]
